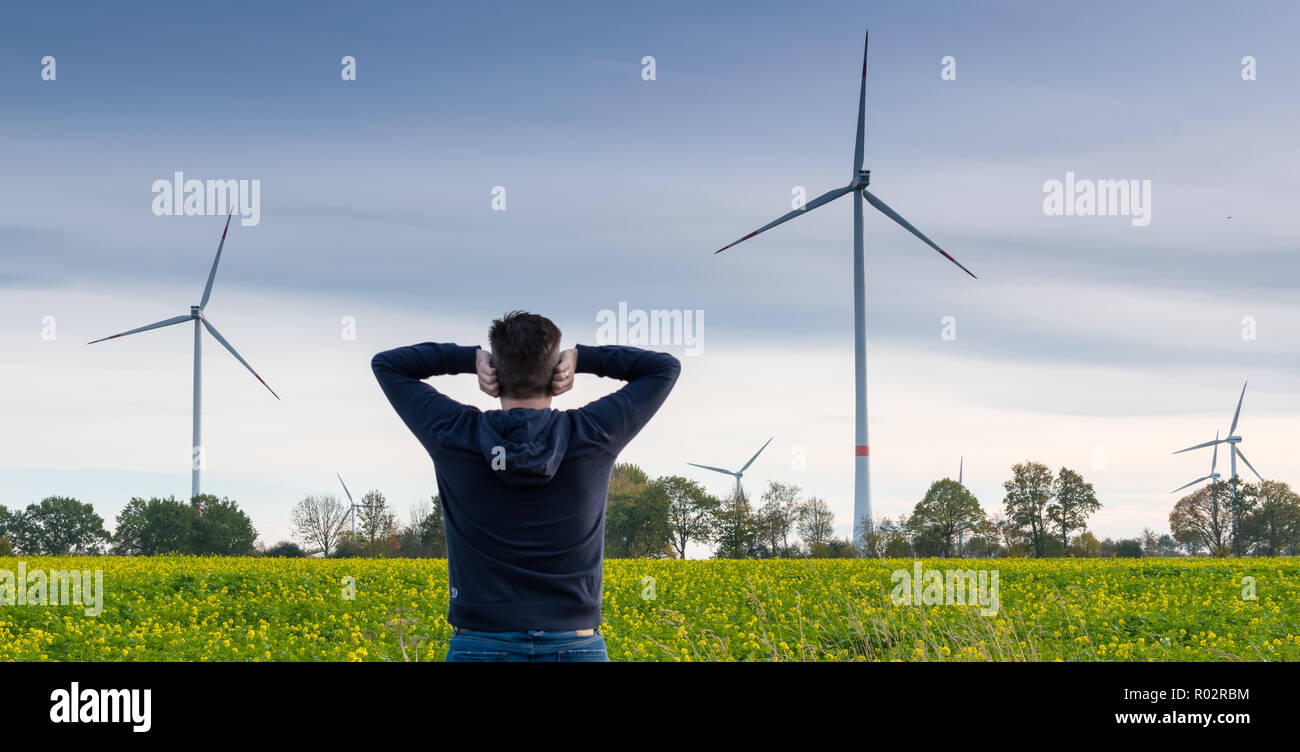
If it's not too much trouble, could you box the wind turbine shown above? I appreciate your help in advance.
[1170,431,1221,494]
[713,31,976,545]
[1173,381,1262,548]
[688,437,773,502]
[337,473,359,535]
[88,211,279,499]
[958,456,964,486]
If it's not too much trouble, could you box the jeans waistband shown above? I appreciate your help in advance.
[453,626,599,637]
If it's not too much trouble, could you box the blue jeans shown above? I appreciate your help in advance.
[446,627,609,662]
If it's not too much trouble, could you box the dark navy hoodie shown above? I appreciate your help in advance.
[371,342,680,631]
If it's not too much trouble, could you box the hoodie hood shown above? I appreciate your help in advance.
[476,408,571,487]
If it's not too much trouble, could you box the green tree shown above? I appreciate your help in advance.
[662,476,718,559]
[190,494,258,555]
[357,490,398,549]
[1240,481,1300,556]
[606,482,672,558]
[609,463,650,498]
[1002,462,1054,557]
[15,497,109,555]
[1048,467,1100,554]
[908,479,985,557]
[113,496,196,555]
[712,490,757,558]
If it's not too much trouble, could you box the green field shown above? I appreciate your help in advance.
[1,556,1297,661]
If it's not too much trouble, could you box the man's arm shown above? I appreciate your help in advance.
[371,343,481,450]
[573,344,681,455]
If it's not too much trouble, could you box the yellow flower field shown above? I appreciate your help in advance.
[1,556,1296,661]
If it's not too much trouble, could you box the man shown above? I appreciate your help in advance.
[371,311,680,661]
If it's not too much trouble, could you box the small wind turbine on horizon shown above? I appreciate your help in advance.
[88,211,279,499]
[713,31,976,545]
[337,473,360,535]
[688,437,773,502]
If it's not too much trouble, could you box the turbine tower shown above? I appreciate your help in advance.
[88,211,279,499]
[688,437,773,502]
[714,31,976,545]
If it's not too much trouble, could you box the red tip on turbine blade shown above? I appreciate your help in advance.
[256,375,280,400]
[855,445,869,456]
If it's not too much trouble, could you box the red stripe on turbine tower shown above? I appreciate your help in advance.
[856,445,869,456]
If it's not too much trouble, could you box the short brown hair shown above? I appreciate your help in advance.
[488,311,562,399]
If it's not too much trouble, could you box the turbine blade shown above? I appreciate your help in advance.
[862,190,977,278]
[715,185,853,254]
[739,437,774,473]
[1173,438,1225,454]
[336,473,354,504]
[199,209,235,310]
[1229,381,1247,435]
[853,30,868,176]
[86,314,192,344]
[1234,447,1263,481]
[200,317,279,399]
[1211,431,1219,473]
[1170,476,1213,494]
[688,463,737,477]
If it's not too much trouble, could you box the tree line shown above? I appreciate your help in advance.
[0,495,258,556]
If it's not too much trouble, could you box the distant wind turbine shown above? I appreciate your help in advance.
[688,437,773,502]
[88,211,279,498]
[959,456,964,486]
[337,473,359,535]
[713,31,976,545]
[1173,382,1263,547]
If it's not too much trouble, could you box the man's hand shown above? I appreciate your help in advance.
[551,348,578,396]
[476,348,499,397]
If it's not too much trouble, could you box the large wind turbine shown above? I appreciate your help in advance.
[1173,382,1262,548]
[688,437,773,502]
[714,31,976,544]
[88,211,279,499]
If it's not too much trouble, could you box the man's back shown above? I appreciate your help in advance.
[372,341,680,633]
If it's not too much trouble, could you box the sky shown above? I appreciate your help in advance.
[1,1,1297,552]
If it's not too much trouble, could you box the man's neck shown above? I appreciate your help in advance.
[500,395,553,410]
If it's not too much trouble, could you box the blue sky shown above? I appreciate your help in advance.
[1,1,1297,549]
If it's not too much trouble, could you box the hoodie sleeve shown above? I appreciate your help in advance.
[372,343,480,451]
[574,344,681,455]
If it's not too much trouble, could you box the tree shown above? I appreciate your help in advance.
[190,494,258,555]
[609,463,650,498]
[606,482,672,558]
[1069,531,1101,557]
[357,490,398,546]
[797,497,836,550]
[265,541,306,557]
[1048,468,1100,554]
[1169,482,1233,555]
[1240,481,1300,556]
[290,494,349,557]
[661,476,718,559]
[712,490,757,558]
[113,496,196,555]
[757,481,802,555]
[12,497,109,555]
[1002,462,1054,557]
[908,479,985,557]
[1114,538,1143,558]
